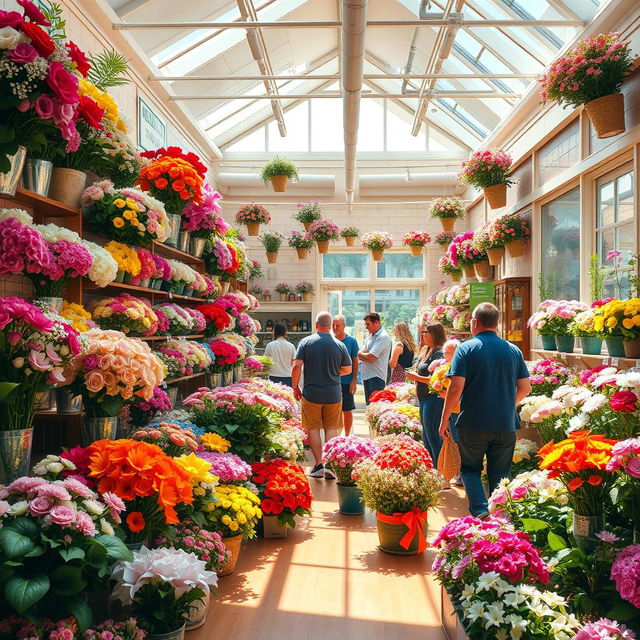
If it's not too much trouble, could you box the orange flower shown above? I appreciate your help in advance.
[172,179,186,192]
[126,511,146,533]
[154,178,168,190]
[568,477,584,491]
[538,430,616,473]
[588,474,604,486]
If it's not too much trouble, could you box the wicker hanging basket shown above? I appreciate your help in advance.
[296,247,309,260]
[584,93,626,139]
[484,183,507,209]
[410,245,423,257]
[505,238,528,258]
[439,217,456,233]
[345,236,356,247]
[486,247,505,266]
[218,534,243,577]
[463,265,476,279]
[474,260,493,281]
[270,175,288,192]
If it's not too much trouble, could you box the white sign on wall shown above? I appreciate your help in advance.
[138,95,167,151]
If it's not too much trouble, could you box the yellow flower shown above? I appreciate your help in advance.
[123,210,134,220]
[200,433,231,453]
[131,217,139,226]
[221,515,231,525]
[174,453,217,486]
[607,317,618,328]
[237,513,247,524]
[229,521,239,531]
[113,217,125,228]
[113,198,126,209]
[194,486,205,497]
[125,199,139,210]
[623,318,635,330]
[594,317,605,332]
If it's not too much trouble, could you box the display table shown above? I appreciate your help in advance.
[441,586,469,640]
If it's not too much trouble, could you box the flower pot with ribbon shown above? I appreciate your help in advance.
[376,508,428,555]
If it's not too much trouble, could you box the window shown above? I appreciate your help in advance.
[536,120,580,186]
[541,187,580,300]
[375,289,421,334]
[376,254,424,279]
[322,253,370,279]
[596,167,635,297]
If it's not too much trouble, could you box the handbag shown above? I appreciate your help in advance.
[437,437,461,481]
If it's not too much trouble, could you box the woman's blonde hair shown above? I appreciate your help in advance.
[394,322,416,353]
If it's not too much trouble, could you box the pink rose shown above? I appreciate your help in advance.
[48,505,77,527]
[85,370,105,393]
[626,457,640,479]
[8,42,38,63]
[46,61,79,104]
[34,94,54,119]
[29,496,53,517]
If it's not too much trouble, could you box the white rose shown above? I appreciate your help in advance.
[46,462,64,474]
[8,500,28,516]
[32,464,47,476]
[83,499,105,516]
[100,518,114,536]
[0,27,25,50]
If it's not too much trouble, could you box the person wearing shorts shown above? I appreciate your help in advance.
[292,311,352,479]
[332,314,359,435]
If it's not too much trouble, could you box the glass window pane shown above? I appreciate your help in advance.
[310,99,343,152]
[617,223,635,263]
[541,187,580,300]
[267,102,309,152]
[376,254,424,279]
[322,253,370,279]
[619,172,634,222]
[386,108,426,152]
[598,181,615,227]
[374,290,421,335]
[338,291,372,343]
[598,227,615,263]
[358,99,384,151]
[225,127,266,152]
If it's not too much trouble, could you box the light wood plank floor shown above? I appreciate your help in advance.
[192,403,469,640]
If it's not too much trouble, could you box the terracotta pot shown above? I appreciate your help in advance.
[410,245,423,257]
[505,238,528,258]
[439,217,456,233]
[624,337,640,358]
[48,167,87,208]
[463,265,476,279]
[246,222,260,236]
[218,534,243,576]
[270,175,287,192]
[450,272,461,283]
[584,93,625,139]
[303,222,312,231]
[474,260,492,281]
[266,252,278,264]
[317,240,329,254]
[296,247,309,260]
[279,293,287,301]
[371,249,384,261]
[484,183,507,209]
[345,236,356,247]
[486,247,505,266]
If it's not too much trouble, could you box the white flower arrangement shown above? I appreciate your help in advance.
[489,469,568,511]
[167,259,197,285]
[0,207,34,225]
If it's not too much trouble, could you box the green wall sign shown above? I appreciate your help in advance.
[469,282,495,310]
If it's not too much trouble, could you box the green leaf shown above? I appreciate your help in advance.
[87,50,130,90]
[0,382,19,402]
[5,574,49,614]
[98,394,125,417]
[24,545,45,558]
[7,517,39,538]
[93,534,132,562]
[0,529,35,560]
[547,531,568,551]
[59,546,85,562]
[65,597,92,631]
[521,518,549,533]
[49,565,86,596]
[607,601,638,621]
[0,125,16,144]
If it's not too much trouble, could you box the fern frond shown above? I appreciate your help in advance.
[41,2,66,39]
[88,51,131,90]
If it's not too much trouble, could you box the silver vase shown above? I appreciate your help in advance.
[0,428,33,484]
[234,364,244,382]
[165,214,181,247]
[0,145,26,196]
[178,231,190,252]
[207,372,223,388]
[222,369,234,386]
[167,386,178,408]
[185,591,210,630]
[190,237,207,258]
[81,417,118,446]
[55,389,82,413]
[22,158,53,196]
[32,296,63,313]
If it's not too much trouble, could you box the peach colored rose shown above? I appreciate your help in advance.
[119,368,136,386]
[85,371,105,393]
[102,371,117,388]
[129,359,142,374]
[121,386,133,400]
[105,385,119,396]
[99,354,114,371]
[112,355,127,371]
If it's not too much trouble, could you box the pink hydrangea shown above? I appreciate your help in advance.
[611,545,640,608]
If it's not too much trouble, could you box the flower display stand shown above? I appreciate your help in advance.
[441,586,469,640]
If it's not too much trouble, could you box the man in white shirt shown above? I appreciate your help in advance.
[264,322,296,387]
[358,312,392,404]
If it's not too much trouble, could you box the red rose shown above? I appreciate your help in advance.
[19,21,54,57]
[18,0,50,25]
[0,10,22,28]
[610,390,638,412]
[77,96,104,129]
[66,41,90,77]
[46,61,79,104]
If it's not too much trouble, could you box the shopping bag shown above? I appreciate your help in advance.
[437,437,461,481]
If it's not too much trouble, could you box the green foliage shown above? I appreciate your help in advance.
[260,156,299,183]
[88,51,131,90]
[590,254,605,301]
[133,582,204,634]
[259,231,284,253]
[628,253,640,298]
[41,2,66,40]
[537,270,557,301]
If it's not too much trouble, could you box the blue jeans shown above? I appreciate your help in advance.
[363,377,385,404]
[269,376,292,387]
[419,395,444,466]
[457,428,516,516]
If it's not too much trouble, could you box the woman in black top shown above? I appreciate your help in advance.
[406,321,446,466]
[388,322,416,383]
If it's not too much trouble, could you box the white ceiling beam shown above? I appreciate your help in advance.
[150,72,538,81]
[117,0,155,19]
[170,91,522,100]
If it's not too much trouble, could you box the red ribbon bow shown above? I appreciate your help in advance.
[377,507,428,553]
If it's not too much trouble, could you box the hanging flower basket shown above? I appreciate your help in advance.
[345,236,356,247]
[266,252,278,264]
[371,249,384,261]
[296,247,309,260]
[317,240,330,254]
[506,238,528,258]
[261,157,298,192]
[484,183,507,209]
[271,175,287,192]
[584,93,626,139]
[474,260,492,281]
[247,222,260,236]
[440,217,456,233]
[463,265,476,280]
[428,197,465,233]
[486,247,505,265]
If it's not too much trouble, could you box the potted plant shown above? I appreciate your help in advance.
[459,149,513,209]
[528,300,558,351]
[306,219,341,254]
[570,306,604,355]
[438,254,463,283]
[294,200,322,230]
[249,285,265,300]
[288,230,314,260]
[275,282,292,301]
[434,231,456,254]
[540,33,633,139]
[323,436,379,515]
[448,231,488,281]
[494,213,530,260]
[112,546,218,639]
[251,459,313,537]
[259,231,284,264]
[355,435,443,554]
[402,231,431,257]
[248,259,263,280]
[428,197,466,233]
[361,231,393,261]
[341,226,360,247]
[296,280,315,301]
[235,203,271,237]
[528,299,588,353]
[263,289,272,301]
[594,298,640,358]
[260,156,299,192]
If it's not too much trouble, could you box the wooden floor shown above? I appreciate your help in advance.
[193,404,469,640]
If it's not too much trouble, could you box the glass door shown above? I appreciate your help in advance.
[325,289,371,344]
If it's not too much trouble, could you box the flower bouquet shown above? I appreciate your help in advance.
[448,231,489,279]
[197,451,251,484]
[490,212,530,259]
[540,33,633,138]
[127,387,172,428]
[306,219,340,254]
[153,302,192,335]
[275,282,292,301]
[235,312,255,338]
[529,358,571,397]
[593,298,640,357]
[459,149,513,209]
[570,307,605,355]
[288,230,314,260]
[243,357,264,376]
[340,225,360,247]
[112,546,218,636]
[251,459,313,531]
[0,473,131,627]
[296,280,314,300]
[128,247,155,287]
[104,241,141,282]
[428,197,465,233]
[375,407,422,441]
[235,203,270,236]
[402,231,431,257]
[259,231,284,264]
[150,253,171,289]
[294,200,322,229]
[131,422,198,456]
[248,259,262,280]
[438,254,463,282]
[182,183,225,242]
[354,435,441,554]
[361,231,393,261]
[606,438,640,534]
[196,303,233,337]
[60,301,95,332]
[165,259,198,294]
[434,231,456,252]
[92,294,159,336]
[529,299,588,352]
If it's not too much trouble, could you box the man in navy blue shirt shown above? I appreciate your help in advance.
[439,303,531,517]
[332,314,359,436]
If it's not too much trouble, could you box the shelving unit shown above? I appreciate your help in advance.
[531,348,640,370]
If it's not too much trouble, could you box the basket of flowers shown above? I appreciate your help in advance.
[341,226,360,247]
[288,230,314,260]
[459,149,513,209]
[306,219,341,254]
[294,200,322,230]
[428,197,465,232]
[402,231,431,257]
[235,203,271,236]
[362,231,393,261]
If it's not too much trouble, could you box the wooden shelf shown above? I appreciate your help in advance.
[83,280,206,304]
[14,188,80,217]
[141,334,204,341]
[35,409,82,418]
[531,348,640,370]
[166,372,207,384]
[152,240,204,266]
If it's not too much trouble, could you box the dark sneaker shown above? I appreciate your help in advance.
[308,464,325,478]
[324,467,337,480]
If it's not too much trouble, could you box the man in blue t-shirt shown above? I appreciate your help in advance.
[332,314,359,436]
[292,312,352,479]
[439,303,531,517]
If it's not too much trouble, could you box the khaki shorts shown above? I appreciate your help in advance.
[301,397,342,430]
